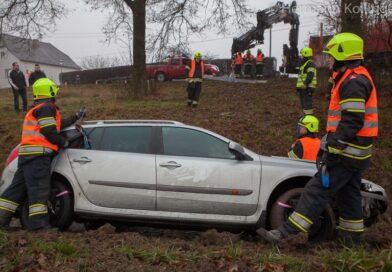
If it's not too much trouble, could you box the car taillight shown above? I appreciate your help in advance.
[4,145,19,169]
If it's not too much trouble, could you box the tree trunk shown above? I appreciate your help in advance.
[131,0,147,97]
[341,0,363,36]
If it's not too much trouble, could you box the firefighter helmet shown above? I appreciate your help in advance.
[323,32,364,61]
[32,78,59,100]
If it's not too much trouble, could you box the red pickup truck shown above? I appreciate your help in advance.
[146,56,220,82]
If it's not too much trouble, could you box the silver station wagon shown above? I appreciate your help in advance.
[0,120,387,241]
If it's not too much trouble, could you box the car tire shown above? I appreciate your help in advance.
[20,180,74,231]
[155,72,166,82]
[269,188,336,242]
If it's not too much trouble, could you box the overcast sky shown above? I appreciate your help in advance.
[43,0,322,66]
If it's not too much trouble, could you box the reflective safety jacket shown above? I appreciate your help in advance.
[19,102,61,156]
[296,59,317,89]
[288,136,320,161]
[233,53,243,65]
[256,53,264,63]
[327,65,378,163]
[188,59,205,83]
[243,53,254,63]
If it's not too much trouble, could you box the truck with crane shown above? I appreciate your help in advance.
[231,1,300,77]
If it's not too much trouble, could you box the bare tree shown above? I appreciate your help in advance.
[0,0,65,38]
[80,55,131,70]
[85,0,249,96]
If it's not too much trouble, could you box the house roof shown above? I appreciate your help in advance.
[0,34,80,70]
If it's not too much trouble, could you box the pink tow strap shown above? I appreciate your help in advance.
[56,191,69,198]
[277,201,292,209]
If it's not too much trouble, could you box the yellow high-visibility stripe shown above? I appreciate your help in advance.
[295,212,313,225]
[288,217,308,233]
[29,204,46,208]
[0,206,15,213]
[29,211,48,217]
[339,98,366,104]
[337,226,365,233]
[0,198,18,206]
[40,123,56,129]
[38,117,55,121]
[346,109,366,113]
[346,143,373,150]
[339,217,364,223]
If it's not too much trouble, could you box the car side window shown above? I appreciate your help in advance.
[171,58,180,65]
[86,127,104,150]
[99,126,152,154]
[162,127,235,159]
[61,127,104,150]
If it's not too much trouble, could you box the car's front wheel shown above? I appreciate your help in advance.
[269,188,336,242]
[20,180,74,231]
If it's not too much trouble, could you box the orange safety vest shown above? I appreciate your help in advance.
[243,54,254,62]
[19,102,61,155]
[298,137,320,161]
[256,53,264,63]
[327,66,378,137]
[188,59,205,79]
[234,53,243,65]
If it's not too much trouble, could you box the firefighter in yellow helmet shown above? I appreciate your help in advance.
[258,33,378,246]
[186,51,205,107]
[296,47,317,115]
[288,115,320,161]
[0,78,85,231]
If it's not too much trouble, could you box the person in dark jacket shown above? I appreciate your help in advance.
[257,33,378,246]
[0,78,85,231]
[29,64,47,86]
[9,62,28,113]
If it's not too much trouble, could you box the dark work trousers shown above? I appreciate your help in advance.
[244,64,252,78]
[12,87,28,113]
[297,88,314,115]
[256,63,264,77]
[234,65,242,77]
[187,82,202,105]
[0,156,52,229]
[279,163,363,238]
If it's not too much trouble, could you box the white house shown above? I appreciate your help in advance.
[0,34,80,89]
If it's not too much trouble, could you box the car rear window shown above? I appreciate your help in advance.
[162,127,234,159]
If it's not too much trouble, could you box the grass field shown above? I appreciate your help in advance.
[0,79,391,271]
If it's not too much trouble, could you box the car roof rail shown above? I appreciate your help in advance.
[82,120,184,125]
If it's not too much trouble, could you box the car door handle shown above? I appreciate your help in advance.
[73,157,92,163]
[159,161,182,168]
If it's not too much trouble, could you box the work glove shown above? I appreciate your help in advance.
[75,106,87,120]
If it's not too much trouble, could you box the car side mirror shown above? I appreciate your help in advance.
[228,142,247,161]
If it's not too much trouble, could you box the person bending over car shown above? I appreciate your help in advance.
[0,78,85,231]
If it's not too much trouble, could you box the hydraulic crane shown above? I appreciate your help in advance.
[231,1,300,74]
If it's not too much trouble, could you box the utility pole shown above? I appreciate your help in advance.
[269,27,272,57]
[320,22,324,52]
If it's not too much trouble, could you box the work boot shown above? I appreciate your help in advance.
[256,228,284,243]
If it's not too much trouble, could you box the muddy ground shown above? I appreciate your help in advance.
[0,79,391,271]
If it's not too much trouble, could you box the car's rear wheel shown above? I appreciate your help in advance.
[20,180,74,231]
[269,188,336,242]
[155,72,166,82]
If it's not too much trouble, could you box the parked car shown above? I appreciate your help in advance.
[0,120,387,240]
[146,56,219,82]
